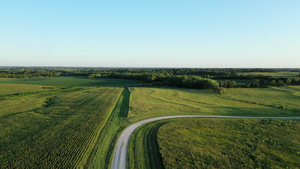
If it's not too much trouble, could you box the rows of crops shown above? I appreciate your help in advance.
[0,87,122,168]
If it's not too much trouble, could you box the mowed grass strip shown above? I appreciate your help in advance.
[157,118,300,169]
[128,87,300,122]
[128,121,168,169]
[0,87,122,168]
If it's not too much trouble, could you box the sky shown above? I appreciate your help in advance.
[0,0,299,68]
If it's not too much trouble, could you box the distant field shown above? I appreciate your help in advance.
[0,83,55,95]
[239,72,299,78]
[0,76,142,87]
[157,118,300,168]
[128,86,300,122]
[0,87,123,168]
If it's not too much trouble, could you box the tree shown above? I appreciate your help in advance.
[277,80,285,86]
[269,80,276,86]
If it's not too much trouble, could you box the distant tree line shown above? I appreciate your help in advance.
[0,69,61,78]
[1,67,300,91]
[246,78,300,88]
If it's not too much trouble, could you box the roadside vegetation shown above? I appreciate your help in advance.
[128,120,169,169]
[85,88,131,168]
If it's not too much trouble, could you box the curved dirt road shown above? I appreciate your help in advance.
[111,115,300,169]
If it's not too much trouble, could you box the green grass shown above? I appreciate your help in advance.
[128,87,300,122]
[128,120,169,169]
[85,88,131,168]
[0,95,48,118]
[0,76,142,87]
[157,118,300,169]
[239,71,299,78]
[0,87,123,168]
[1,77,300,168]
[0,83,56,95]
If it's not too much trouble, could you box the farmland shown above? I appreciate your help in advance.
[128,86,300,122]
[128,118,300,168]
[0,84,123,168]
[0,76,142,87]
[0,72,300,168]
[156,118,300,168]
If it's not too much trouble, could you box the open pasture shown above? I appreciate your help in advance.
[157,118,300,168]
[128,86,300,122]
[128,118,300,169]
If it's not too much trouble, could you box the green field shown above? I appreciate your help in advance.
[85,88,131,168]
[128,118,300,169]
[128,86,300,122]
[0,85,123,168]
[157,118,300,168]
[1,77,300,168]
[0,83,56,95]
[0,76,141,87]
[239,71,300,78]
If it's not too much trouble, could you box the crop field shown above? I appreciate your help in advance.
[128,86,300,122]
[157,118,300,168]
[85,88,131,168]
[1,76,300,168]
[0,86,123,168]
[0,76,141,87]
[239,71,299,78]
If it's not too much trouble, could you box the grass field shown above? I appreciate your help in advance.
[0,76,142,87]
[0,83,56,95]
[128,86,300,122]
[128,118,300,169]
[1,77,300,168]
[157,118,300,168]
[0,87,123,168]
[239,71,300,78]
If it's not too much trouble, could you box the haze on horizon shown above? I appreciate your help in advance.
[1,1,299,68]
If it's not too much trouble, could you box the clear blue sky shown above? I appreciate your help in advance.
[1,0,299,68]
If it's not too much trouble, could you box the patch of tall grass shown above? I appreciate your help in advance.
[157,118,300,168]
